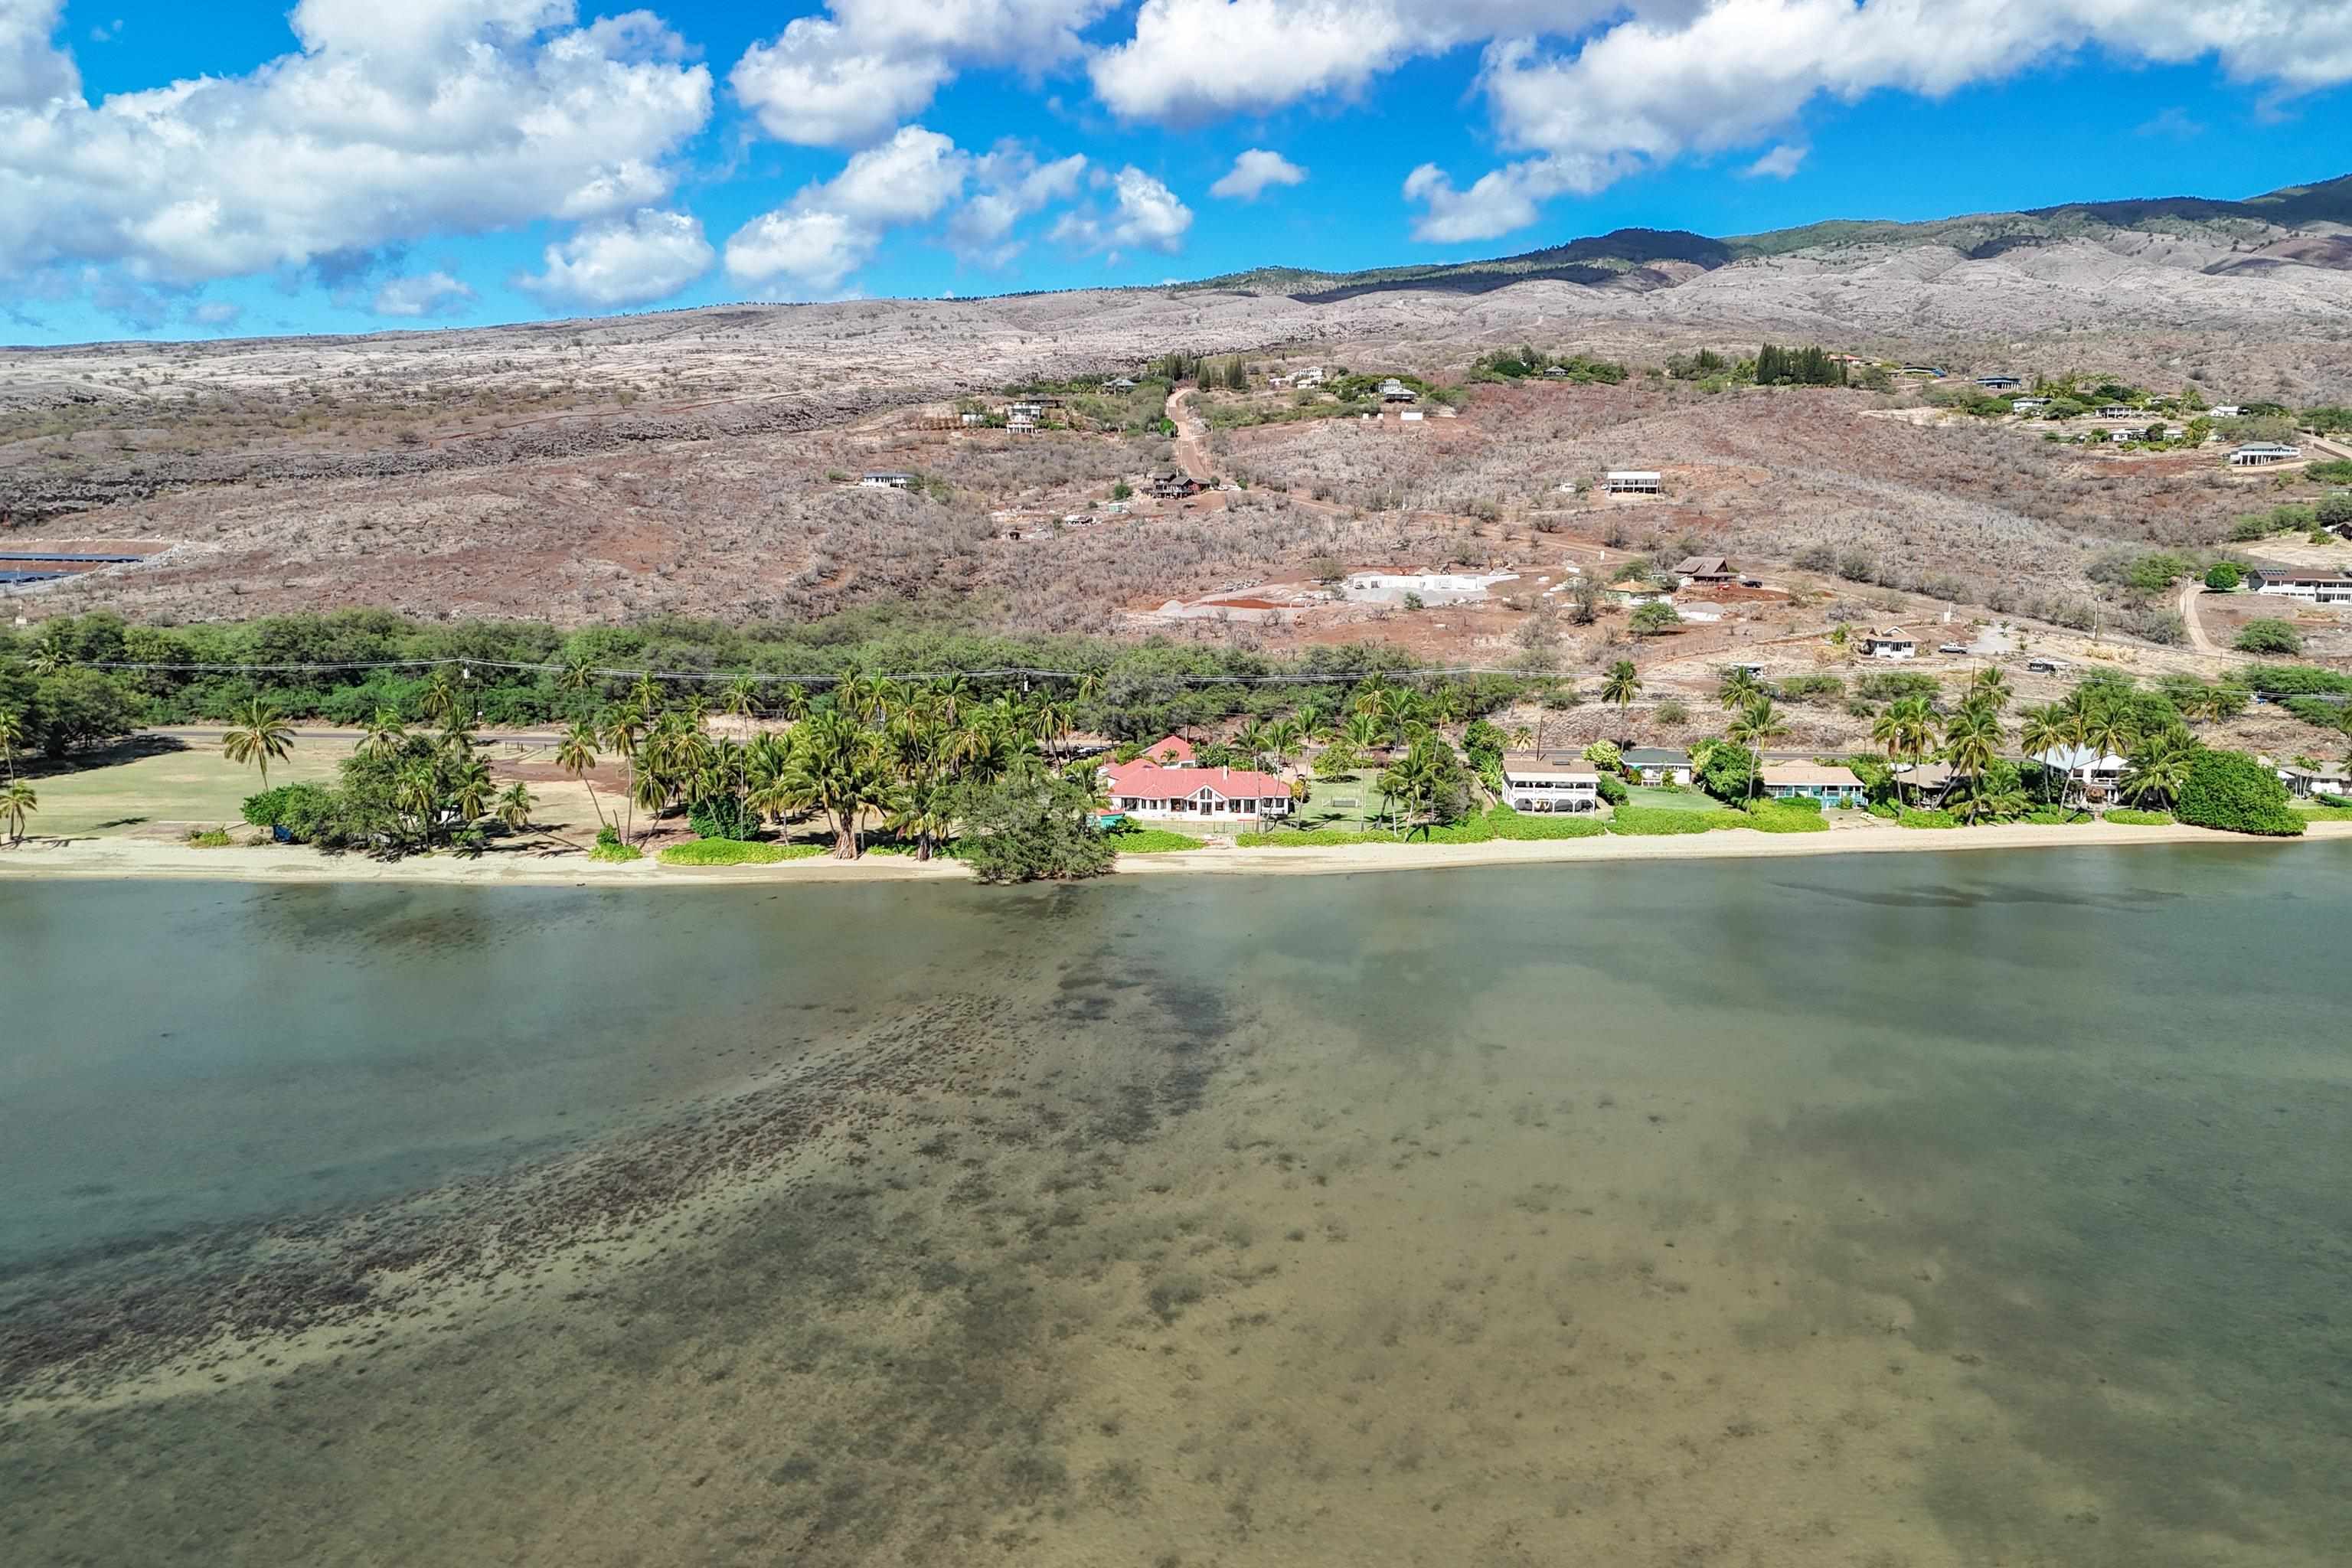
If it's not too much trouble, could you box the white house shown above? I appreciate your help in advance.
[1007,413,1037,434]
[1500,754,1602,813]
[2208,404,2242,418]
[1760,763,1867,807]
[2096,404,2138,420]
[2245,568,2352,604]
[1297,366,1327,388]
[1623,746,1693,786]
[1603,470,1661,495]
[2012,397,2051,412]
[1860,626,1918,659]
[1378,378,1417,403]
[2031,745,2127,801]
[2278,763,2350,799]
[858,471,917,489]
[2231,443,2302,466]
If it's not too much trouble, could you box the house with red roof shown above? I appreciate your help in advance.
[1100,737,1292,825]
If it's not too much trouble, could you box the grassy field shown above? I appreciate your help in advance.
[1622,786,1723,813]
[1295,776,1383,831]
[17,740,348,838]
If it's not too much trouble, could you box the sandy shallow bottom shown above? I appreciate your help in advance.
[4,861,2347,1567]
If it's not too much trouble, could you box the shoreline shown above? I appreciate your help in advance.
[3,817,2344,887]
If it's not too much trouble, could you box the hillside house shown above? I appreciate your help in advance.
[1623,746,1693,786]
[1672,555,1735,584]
[1761,763,1867,806]
[1007,413,1037,434]
[2012,397,2051,412]
[1345,570,1514,606]
[1975,374,2022,390]
[1897,366,1944,379]
[2096,405,2138,420]
[2209,404,2242,417]
[1138,735,1195,766]
[959,411,985,426]
[1378,378,1417,403]
[1297,367,1327,387]
[2245,568,2352,604]
[1148,470,1201,498]
[1099,756,1292,824]
[1860,626,1918,659]
[1603,470,1661,495]
[2231,443,2302,466]
[2278,763,2351,799]
[858,471,917,489]
[1500,754,1602,813]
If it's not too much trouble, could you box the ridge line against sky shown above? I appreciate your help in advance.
[1,0,2348,344]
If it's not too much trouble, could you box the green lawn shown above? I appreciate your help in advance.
[1294,776,1383,831]
[16,738,348,838]
[1622,786,1723,813]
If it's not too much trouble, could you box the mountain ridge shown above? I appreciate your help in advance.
[1178,172,2352,302]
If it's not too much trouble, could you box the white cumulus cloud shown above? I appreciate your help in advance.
[372,270,478,317]
[0,0,712,292]
[732,0,1115,147]
[519,208,713,307]
[1741,142,1807,179]
[1208,148,1306,201]
[724,125,976,292]
[948,144,1089,263]
[1051,166,1193,257]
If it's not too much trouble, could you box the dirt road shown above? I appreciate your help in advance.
[2177,580,2222,654]
[1166,389,1216,483]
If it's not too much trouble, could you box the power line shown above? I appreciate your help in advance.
[74,658,1556,688]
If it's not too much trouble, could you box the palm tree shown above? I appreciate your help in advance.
[723,675,762,726]
[394,761,442,843]
[1344,710,1387,755]
[773,681,811,724]
[2017,703,2073,806]
[1508,724,1534,751]
[884,778,956,861]
[220,700,295,791]
[559,656,598,704]
[1939,703,2004,803]
[451,757,495,825]
[2076,705,2137,817]
[775,709,893,858]
[2121,730,2196,812]
[418,668,461,724]
[28,636,71,677]
[0,707,24,783]
[628,673,662,715]
[358,706,407,760]
[557,721,606,831]
[2,778,35,845]
[1726,697,1788,806]
[1717,667,1763,712]
[1968,665,2011,711]
[1601,660,1642,738]
[495,782,536,833]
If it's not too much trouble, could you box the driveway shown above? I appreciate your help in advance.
[2176,580,2222,654]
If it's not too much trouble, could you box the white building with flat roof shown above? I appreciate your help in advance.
[1603,470,1661,495]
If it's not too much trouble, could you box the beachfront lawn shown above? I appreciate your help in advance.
[1622,785,1723,812]
[1606,804,1742,835]
[2105,808,2175,826]
[18,737,347,837]
[1293,776,1381,830]
[2295,801,2352,822]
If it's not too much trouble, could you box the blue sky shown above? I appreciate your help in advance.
[5,0,2349,343]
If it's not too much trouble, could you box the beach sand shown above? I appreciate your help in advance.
[2,814,2344,887]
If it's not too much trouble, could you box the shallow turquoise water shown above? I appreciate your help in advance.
[3,843,2347,1566]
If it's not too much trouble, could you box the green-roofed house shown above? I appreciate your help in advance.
[1623,746,1693,786]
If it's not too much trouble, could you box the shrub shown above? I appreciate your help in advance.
[2234,619,2303,655]
[1743,802,1830,833]
[2105,808,2174,825]
[658,839,825,865]
[1596,773,1628,805]
[2203,561,2243,591]
[184,827,234,848]
[2175,750,2302,836]
[241,782,339,842]
[952,772,1116,884]
[1896,808,1959,829]
[686,793,757,841]
[1107,827,1205,854]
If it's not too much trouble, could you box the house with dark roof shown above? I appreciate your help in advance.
[1671,556,1734,584]
[1622,746,1692,786]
